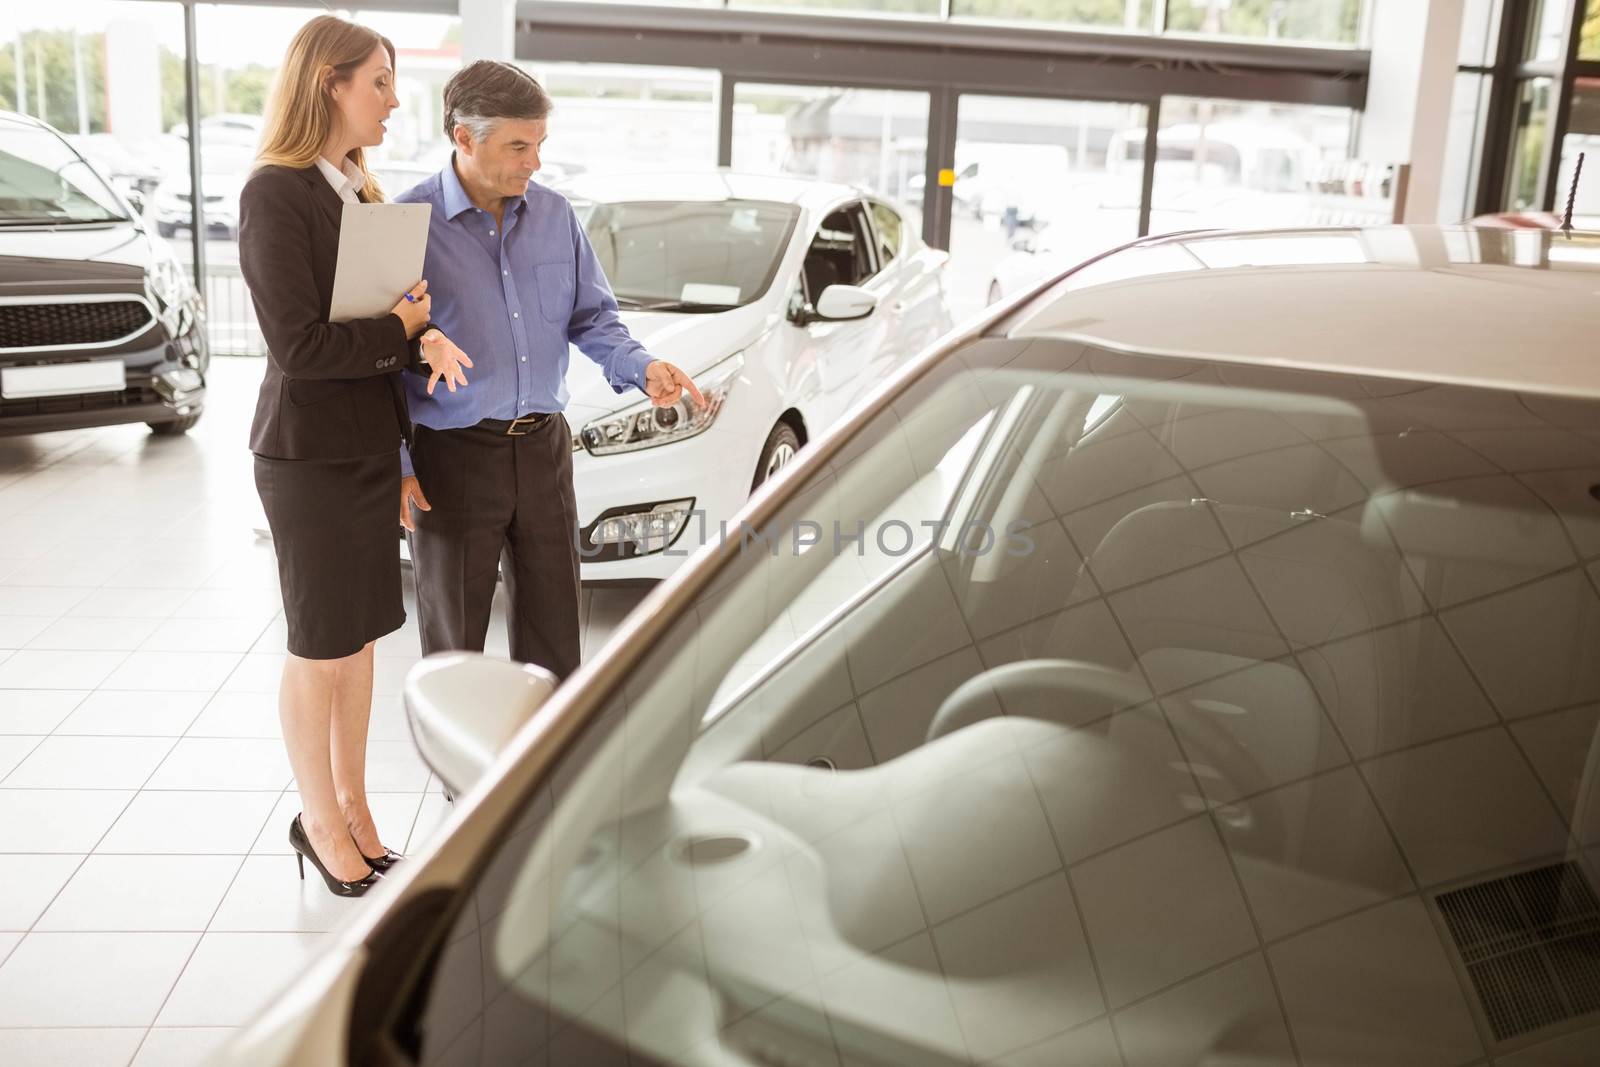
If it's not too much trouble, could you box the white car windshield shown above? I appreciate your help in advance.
[409,336,1600,1065]
[0,122,128,225]
[571,197,800,311]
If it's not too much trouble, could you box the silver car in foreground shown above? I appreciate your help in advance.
[229,224,1600,1066]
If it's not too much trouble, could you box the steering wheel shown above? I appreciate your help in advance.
[925,659,1150,743]
[925,658,1284,854]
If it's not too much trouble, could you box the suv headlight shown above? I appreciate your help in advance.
[579,351,744,456]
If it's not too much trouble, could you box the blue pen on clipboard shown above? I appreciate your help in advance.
[404,293,418,302]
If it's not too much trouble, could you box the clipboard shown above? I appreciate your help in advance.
[328,202,433,323]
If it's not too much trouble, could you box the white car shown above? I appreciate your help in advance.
[224,223,1600,1065]
[554,170,954,580]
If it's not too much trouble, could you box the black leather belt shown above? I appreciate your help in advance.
[472,412,557,437]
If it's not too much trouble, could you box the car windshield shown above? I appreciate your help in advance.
[413,337,1600,1065]
[0,122,128,224]
[571,197,800,311]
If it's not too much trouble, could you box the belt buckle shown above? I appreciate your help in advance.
[505,413,542,437]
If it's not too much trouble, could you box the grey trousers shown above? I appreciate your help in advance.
[406,415,582,681]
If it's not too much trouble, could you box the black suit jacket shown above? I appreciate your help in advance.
[239,163,422,460]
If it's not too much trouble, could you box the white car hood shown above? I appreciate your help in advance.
[563,301,773,423]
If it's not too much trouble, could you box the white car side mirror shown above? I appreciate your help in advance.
[403,653,558,797]
[813,284,878,322]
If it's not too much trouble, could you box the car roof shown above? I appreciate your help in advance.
[554,169,867,211]
[1005,224,1600,400]
[0,109,52,133]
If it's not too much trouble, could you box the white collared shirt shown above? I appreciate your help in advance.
[315,155,364,205]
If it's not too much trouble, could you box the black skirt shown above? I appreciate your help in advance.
[254,451,405,660]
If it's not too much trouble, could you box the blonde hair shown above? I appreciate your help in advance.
[255,15,395,202]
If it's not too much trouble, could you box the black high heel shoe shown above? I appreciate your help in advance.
[289,815,382,897]
[361,847,404,873]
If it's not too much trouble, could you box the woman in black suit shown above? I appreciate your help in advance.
[239,15,471,896]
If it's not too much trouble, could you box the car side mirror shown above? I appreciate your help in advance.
[1011,236,1037,254]
[123,189,147,217]
[811,284,878,323]
[403,653,558,797]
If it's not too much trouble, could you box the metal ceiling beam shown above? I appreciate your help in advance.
[515,2,1367,109]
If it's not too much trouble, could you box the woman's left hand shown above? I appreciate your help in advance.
[419,330,474,395]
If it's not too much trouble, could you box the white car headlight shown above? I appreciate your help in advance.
[579,351,743,456]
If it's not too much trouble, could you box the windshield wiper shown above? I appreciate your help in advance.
[615,298,740,313]
[0,216,123,228]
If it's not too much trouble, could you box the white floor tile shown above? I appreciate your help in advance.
[155,931,326,1027]
[0,650,128,691]
[1070,816,1258,1009]
[98,791,280,855]
[218,654,285,693]
[0,855,85,930]
[55,691,211,737]
[1218,767,1414,942]
[364,739,431,792]
[0,615,55,648]
[145,738,292,792]
[0,691,87,734]
[0,587,91,618]
[130,1028,236,1067]
[184,691,279,739]
[141,617,273,655]
[0,1028,146,1067]
[1114,952,1296,1067]
[0,931,199,1026]
[407,791,455,854]
[1269,895,1483,1067]
[65,587,191,620]
[0,790,134,852]
[2,736,177,790]
[0,735,42,781]
[26,616,162,652]
[171,587,280,621]
[35,855,241,932]
[102,651,244,693]
[1361,727,1570,888]
[209,853,368,932]
[372,656,422,696]
[930,874,1102,1061]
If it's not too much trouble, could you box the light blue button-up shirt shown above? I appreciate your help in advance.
[394,158,654,475]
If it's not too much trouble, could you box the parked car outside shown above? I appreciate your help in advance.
[226,223,1600,1066]
[0,110,208,437]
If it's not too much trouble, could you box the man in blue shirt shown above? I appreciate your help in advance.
[395,61,701,679]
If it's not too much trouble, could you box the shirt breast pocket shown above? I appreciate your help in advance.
[533,262,574,324]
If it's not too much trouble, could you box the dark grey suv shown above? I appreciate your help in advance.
[0,110,208,437]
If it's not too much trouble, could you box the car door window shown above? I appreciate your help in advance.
[870,201,903,267]
[802,202,877,303]
[402,338,1600,1065]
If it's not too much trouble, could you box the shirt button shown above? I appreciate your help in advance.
[489,230,496,236]
[522,357,527,362]
[513,312,519,319]
[503,270,509,276]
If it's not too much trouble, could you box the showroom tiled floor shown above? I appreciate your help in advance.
[0,359,647,1066]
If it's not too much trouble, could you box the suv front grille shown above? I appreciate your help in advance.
[0,300,156,351]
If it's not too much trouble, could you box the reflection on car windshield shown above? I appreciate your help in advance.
[573,197,800,310]
[0,124,128,224]
[413,338,1600,1066]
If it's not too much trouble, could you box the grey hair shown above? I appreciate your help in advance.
[449,113,502,144]
[441,60,552,142]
